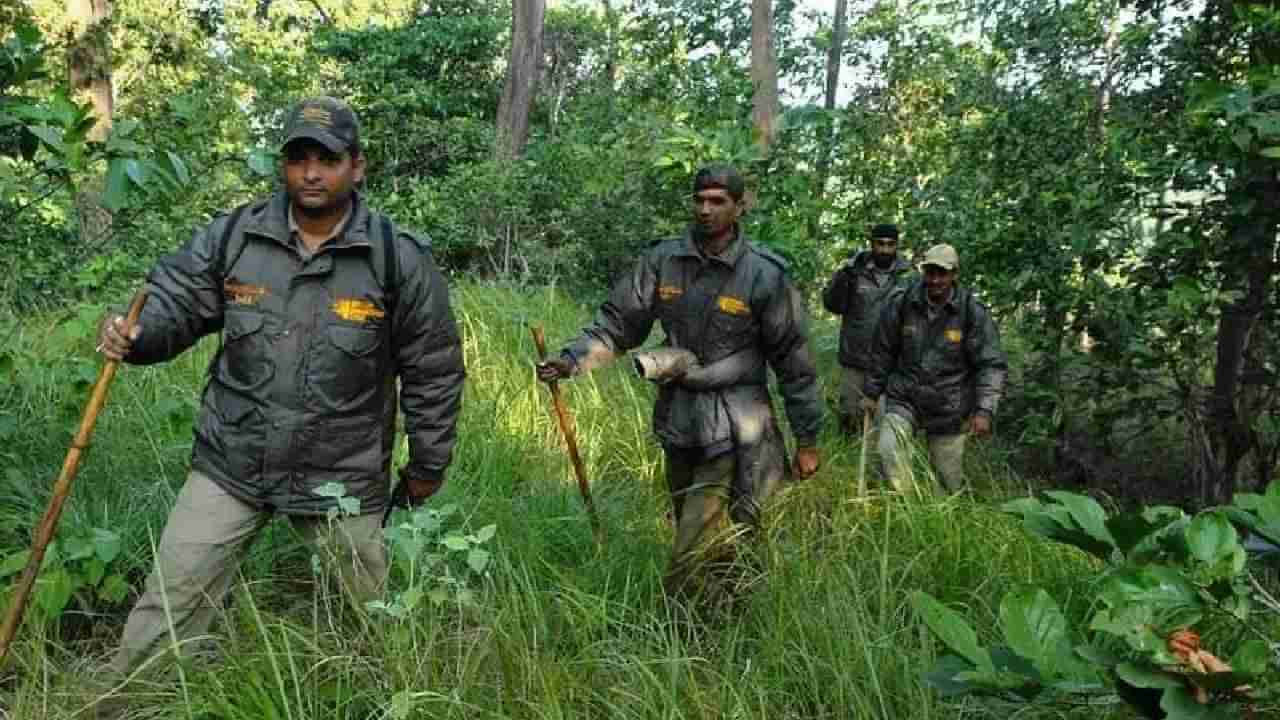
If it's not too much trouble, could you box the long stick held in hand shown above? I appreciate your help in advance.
[857,408,872,497]
[530,325,602,540]
[0,290,147,665]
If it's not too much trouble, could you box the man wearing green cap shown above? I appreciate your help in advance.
[93,96,465,681]
[862,243,1006,494]
[537,164,823,597]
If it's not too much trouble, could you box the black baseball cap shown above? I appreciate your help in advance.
[281,96,360,153]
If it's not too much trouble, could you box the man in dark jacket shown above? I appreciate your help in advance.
[95,97,465,675]
[862,244,1006,494]
[536,165,823,594]
[822,223,913,434]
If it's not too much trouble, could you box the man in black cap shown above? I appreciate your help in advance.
[822,223,914,435]
[536,164,823,597]
[93,96,465,681]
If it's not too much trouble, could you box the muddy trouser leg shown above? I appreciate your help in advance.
[112,470,268,676]
[664,451,734,597]
[291,510,388,606]
[928,432,968,493]
[838,367,867,433]
[878,411,920,496]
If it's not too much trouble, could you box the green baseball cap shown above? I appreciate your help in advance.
[920,243,959,271]
[281,96,360,153]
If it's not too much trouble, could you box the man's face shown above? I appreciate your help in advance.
[871,236,898,268]
[692,187,741,242]
[923,264,957,303]
[281,140,366,216]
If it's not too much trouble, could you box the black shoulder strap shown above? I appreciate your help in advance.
[380,215,398,320]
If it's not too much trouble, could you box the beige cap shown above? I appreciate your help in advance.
[920,243,959,271]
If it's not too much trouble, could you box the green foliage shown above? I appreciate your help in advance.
[917,488,1279,717]
[370,503,496,617]
[0,526,129,619]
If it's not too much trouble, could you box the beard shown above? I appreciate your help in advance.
[872,253,895,269]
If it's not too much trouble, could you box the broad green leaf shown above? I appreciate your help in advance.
[1045,492,1117,549]
[166,151,190,185]
[0,550,30,579]
[910,591,993,671]
[1259,146,1280,159]
[92,528,121,563]
[98,573,129,603]
[338,496,360,516]
[999,588,1071,678]
[35,568,76,616]
[124,159,147,187]
[476,523,497,543]
[28,124,62,150]
[467,548,490,574]
[1229,638,1270,675]
[922,654,977,697]
[400,587,423,611]
[1159,686,1239,719]
[1115,662,1182,690]
[1185,512,1239,565]
[441,534,469,551]
[312,482,347,499]
[103,157,130,211]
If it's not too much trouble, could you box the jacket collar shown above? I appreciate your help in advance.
[675,225,749,268]
[245,191,372,250]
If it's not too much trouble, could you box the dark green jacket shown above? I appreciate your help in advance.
[822,251,914,370]
[126,192,465,516]
[863,280,1006,434]
[561,230,823,454]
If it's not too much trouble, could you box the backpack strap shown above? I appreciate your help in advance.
[215,202,253,284]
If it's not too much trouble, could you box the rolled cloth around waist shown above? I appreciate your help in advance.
[634,346,763,391]
[633,347,699,384]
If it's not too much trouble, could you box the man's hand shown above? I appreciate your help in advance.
[96,312,141,362]
[794,446,820,480]
[859,396,879,418]
[397,466,443,508]
[536,357,573,384]
[970,412,992,439]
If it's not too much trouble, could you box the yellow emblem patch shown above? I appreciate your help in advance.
[302,106,333,127]
[717,296,750,317]
[658,285,683,301]
[224,279,266,306]
[945,329,964,343]
[332,298,385,324]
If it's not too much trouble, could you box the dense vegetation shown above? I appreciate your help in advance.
[1,0,1279,718]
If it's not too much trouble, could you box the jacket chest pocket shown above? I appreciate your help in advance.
[307,324,385,412]
[218,310,275,392]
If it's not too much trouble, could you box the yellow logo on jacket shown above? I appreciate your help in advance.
[332,298,385,324]
[224,279,266,306]
[658,285,683,301]
[717,296,750,317]
[945,329,963,343]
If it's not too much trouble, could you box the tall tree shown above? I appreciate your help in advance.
[495,0,546,160]
[751,0,779,150]
[67,0,113,247]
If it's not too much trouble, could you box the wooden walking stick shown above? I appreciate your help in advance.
[857,407,873,497]
[0,290,147,665]
[530,325,602,541]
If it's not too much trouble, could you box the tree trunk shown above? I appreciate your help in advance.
[751,0,779,151]
[814,0,848,181]
[495,0,546,161]
[67,0,113,248]
[1095,7,1119,138]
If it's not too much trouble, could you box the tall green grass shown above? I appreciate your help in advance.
[0,285,1129,719]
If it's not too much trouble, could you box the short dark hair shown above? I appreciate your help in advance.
[870,223,899,240]
[693,164,745,202]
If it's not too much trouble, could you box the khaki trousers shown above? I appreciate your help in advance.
[112,470,387,674]
[663,450,777,596]
[877,411,967,495]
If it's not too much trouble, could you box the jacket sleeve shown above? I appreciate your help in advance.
[561,250,659,374]
[393,237,466,480]
[759,273,823,447]
[966,301,1008,417]
[821,265,854,315]
[126,218,229,365]
[863,290,905,399]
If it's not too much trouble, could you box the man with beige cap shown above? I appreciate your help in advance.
[861,244,1007,494]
